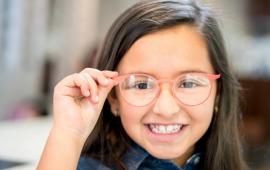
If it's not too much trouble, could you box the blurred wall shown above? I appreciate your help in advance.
[209,0,270,78]
[0,0,99,118]
[97,0,140,41]
[0,0,49,118]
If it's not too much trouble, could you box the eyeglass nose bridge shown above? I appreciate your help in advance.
[153,78,179,101]
[153,78,176,94]
[155,78,175,84]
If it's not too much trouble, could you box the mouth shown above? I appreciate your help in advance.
[147,123,186,134]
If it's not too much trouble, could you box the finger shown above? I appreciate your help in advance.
[54,74,90,99]
[98,75,119,99]
[96,82,116,109]
[102,70,118,78]
[73,73,91,97]
[82,69,109,87]
[82,68,118,87]
[81,72,117,103]
[102,71,119,86]
[57,86,82,97]
[80,73,99,103]
[54,82,84,103]
[81,68,115,87]
[79,69,119,104]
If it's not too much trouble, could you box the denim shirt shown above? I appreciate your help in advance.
[77,144,202,170]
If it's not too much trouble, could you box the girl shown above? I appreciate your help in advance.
[38,0,249,169]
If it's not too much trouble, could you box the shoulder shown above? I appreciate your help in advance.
[77,156,112,170]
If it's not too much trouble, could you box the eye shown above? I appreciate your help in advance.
[122,75,156,90]
[181,81,197,88]
[133,81,153,89]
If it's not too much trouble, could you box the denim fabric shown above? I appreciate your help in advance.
[77,144,201,170]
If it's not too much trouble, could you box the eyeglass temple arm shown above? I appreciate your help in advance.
[209,74,221,79]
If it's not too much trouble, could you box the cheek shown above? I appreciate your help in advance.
[119,103,145,122]
[192,85,217,123]
[116,90,155,144]
[191,103,214,123]
[115,87,147,121]
[188,94,216,135]
[117,98,149,142]
[117,94,147,124]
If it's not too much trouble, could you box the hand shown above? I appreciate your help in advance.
[52,68,118,141]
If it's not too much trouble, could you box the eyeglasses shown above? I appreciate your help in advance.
[113,73,220,107]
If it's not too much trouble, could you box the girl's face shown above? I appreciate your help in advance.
[109,25,217,165]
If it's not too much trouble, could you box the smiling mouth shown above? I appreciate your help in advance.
[147,124,185,134]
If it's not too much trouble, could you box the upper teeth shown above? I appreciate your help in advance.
[149,124,182,134]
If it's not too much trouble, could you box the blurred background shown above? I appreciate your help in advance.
[0,0,269,169]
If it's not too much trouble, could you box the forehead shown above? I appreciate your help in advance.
[117,25,214,78]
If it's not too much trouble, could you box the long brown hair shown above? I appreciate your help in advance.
[82,0,248,169]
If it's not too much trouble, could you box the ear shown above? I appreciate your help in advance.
[214,94,220,113]
[107,89,120,116]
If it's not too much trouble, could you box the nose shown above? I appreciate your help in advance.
[152,87,180,118]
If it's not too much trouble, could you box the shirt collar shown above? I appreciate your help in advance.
[183,152,202,169]
[121,143,149,169]
[122,143,203,170]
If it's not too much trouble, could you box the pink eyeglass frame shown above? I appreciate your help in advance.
[112,72,221,106]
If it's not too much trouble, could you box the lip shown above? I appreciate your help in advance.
[144,123,188,143]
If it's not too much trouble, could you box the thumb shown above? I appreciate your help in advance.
[97,79,118,109]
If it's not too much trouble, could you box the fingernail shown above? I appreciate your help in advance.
[103,78,109,85]
[85,91,90,96]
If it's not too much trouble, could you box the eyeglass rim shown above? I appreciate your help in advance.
[113,72,221,107]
